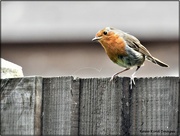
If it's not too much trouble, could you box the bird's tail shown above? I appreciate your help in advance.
[146,56,169,67]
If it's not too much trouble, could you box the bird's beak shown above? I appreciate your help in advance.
[92,36,101,42]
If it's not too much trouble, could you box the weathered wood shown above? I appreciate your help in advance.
[0,76,179,135]
[71,78,80,135]
[34,77,43,135]
[79,77,130,135]
[0,77,42,135]
[78,77,179,135]
[130,77,179,135]
[42,76,79,135]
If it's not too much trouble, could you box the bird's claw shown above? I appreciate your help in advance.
[110,75,116,82]
[130,75,136,89]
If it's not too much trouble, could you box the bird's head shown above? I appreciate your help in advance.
[92,27,115,43]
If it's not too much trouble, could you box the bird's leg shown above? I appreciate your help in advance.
[130,66,141,89]
[110,68,130,82]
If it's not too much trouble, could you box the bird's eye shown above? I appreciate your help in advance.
[103,31,107,35]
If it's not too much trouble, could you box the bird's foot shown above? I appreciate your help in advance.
[110,74,117,82]
[130,75,136,89]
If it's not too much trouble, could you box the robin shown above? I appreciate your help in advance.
[92,27,169,88]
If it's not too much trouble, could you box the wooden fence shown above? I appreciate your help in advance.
[1,76,179,135]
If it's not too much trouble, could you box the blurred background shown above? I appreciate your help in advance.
[1,1,179,78]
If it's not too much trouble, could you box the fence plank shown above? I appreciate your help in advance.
[130,77,179,135]
[71,78,80,135]
[34,77,43,135]
[0,77,42,135]
[42,76,79,135]
[79,77,130,135]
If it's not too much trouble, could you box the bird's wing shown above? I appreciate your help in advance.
[114,29,150,55]
[114,29,156,62]
[123,33,152,56]
[114,29,168,67]
[122,32,159,64]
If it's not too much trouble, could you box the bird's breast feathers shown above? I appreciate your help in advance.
[106,42,145,68]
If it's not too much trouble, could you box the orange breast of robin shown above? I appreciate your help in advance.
[99,33,128,64]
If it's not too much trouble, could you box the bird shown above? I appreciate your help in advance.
[92,27,169,88]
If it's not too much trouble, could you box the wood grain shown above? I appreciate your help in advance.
[42,76,79,135]
[1,77,42,135]
[0,76,179,135]
[130,77,179,135]
[79,77,130,135]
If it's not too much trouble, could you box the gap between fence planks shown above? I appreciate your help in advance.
[0,76,179,135]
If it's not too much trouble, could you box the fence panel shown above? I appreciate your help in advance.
[0,76,179,135]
